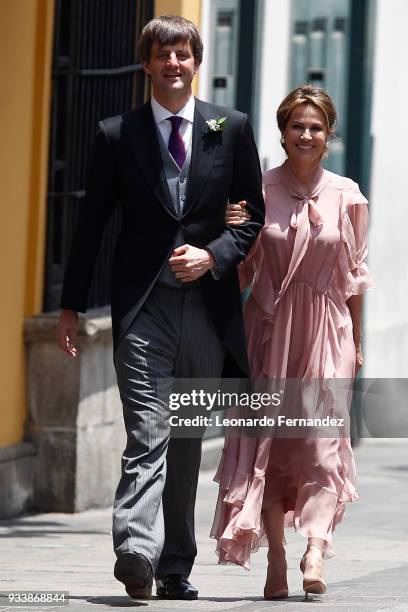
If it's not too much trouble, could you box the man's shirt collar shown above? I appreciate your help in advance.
[151,94,195,125]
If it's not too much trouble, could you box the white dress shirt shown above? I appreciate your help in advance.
[151,94,195,151]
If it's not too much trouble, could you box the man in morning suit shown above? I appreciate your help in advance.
[57,14,264,601]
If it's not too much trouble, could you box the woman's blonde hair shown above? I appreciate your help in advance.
[277,84,337,152]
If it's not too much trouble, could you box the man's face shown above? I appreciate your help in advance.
[144,41,197,99]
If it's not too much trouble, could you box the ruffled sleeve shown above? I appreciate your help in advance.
[339,185,375,299]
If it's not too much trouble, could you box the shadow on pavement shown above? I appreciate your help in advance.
[71,596,147,607]
[71,594,309,606]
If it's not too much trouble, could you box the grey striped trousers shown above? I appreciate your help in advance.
[112,283,225,577]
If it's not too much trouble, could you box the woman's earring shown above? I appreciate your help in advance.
[280,137,285,144]
[321,141,329,160]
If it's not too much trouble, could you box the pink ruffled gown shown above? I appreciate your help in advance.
[211,161,374,569]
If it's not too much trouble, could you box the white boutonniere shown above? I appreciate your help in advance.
[205,116,227,133]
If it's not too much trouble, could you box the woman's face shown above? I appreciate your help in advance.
[283,103,328,164]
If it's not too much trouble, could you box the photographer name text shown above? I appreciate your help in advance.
[169,415,345,428]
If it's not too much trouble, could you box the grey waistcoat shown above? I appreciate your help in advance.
[156,128,193,288]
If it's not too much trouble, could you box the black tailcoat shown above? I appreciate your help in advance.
[61,98,265,377]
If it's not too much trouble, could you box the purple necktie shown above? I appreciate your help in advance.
[167,115,186,168]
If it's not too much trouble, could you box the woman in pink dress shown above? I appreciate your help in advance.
[211,85,374,599]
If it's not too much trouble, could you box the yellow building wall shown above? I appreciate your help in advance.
[155,0,201,94]
[155,0,201,25]
[0,0,54,446]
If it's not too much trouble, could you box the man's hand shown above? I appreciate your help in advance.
[57,309,79,358]
[169,244,215,282]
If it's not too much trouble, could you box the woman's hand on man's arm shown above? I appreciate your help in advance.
[225,200,251,225]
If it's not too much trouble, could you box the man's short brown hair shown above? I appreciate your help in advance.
[138,14,203,65]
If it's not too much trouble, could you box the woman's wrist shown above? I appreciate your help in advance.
[353,335,362,346]
[352,323,361,338]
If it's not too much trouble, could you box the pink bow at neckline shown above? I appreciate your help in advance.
[290,195,324,229]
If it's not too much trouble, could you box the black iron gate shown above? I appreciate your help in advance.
[44,0,153,312]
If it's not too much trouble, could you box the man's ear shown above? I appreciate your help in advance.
[194,62,201,74]
[143,61,151,76]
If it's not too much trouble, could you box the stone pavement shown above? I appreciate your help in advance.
[1,439,408,612]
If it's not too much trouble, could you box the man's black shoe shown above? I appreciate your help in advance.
[156,574,198,600]
[114,552,153,600]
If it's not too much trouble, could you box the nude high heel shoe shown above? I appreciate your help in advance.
[300,544,327,599]
[264,546,289,600]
